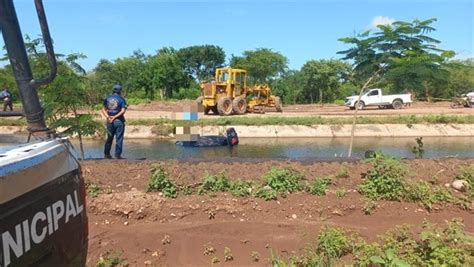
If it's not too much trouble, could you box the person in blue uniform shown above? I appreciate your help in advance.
[1,88,13,111]
[101,84,127,159]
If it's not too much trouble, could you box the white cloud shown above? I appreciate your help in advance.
[370,16,395,29]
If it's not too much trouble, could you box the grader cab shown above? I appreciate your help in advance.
[198,67,248,116]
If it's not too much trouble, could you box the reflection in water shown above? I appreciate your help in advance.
[1,135,474,160]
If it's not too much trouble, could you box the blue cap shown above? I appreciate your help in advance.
[112,84,122,94]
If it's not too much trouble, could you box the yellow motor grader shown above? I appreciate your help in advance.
[197,67,282,115]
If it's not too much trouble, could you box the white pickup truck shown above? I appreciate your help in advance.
[345,88,412,110]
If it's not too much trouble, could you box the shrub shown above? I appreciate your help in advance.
[147,164,177,198]
[254,186,278,201]
[309,176,332,196]
[406,181,453,210]
[359,153,408,201]
[336,164,350,178]
[315,226,352,265]
[263,167,305,193]
[198,172,231,194]
[96,252,128,267]
[229,179,254,197]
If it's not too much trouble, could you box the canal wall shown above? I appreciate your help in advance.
[2,124,474,138]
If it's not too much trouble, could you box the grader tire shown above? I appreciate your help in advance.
[232,96,247,115]
[217,97,233,116]
[275,96,283,112]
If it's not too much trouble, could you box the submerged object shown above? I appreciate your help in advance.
[176,127,239,147]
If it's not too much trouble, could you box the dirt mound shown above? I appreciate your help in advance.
[83,159,474,266]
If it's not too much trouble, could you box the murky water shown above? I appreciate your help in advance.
[1,134,473,160]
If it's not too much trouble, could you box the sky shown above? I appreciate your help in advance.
[3,0,473,71]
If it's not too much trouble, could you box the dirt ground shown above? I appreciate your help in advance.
[121,100,474,120]
[82,158,474,266]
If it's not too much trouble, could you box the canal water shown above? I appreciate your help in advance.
[1,135,473,160]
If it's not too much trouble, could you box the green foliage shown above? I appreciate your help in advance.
[362,198,377,215]
[310,176,332,196]
[338,18,454,99]
[316,226,352,261]
[406,181,453,210]
[370,249,410,267]
[254,186,278,201]
[359,153,408,201]
[177,45,225,82]
[147,165,177,198]
[230,48,288,84]
[352,241,382,266]
[458,164,474,185]
[197,173,255,197]
[263,167,305,193]
[299,59,352,103]
[273,219,474,266]
[172,87,201,100]
[336,164,350,178]
[336,188,347,198]
[198,172,231,194]
[229,179,254,197]
[411,137,424,159]
[146,47,190,99]
[417,219,473,266]
[87,182,101,198]
[96,252,128,267]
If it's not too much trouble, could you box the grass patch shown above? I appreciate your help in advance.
[0,118,26,126]
[124,114,474,127]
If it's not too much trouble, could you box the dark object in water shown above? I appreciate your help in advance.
[364,150,376,158]
[176,127,239,147]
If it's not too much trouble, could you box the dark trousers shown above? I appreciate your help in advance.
[104,119,125,157]
[3,100,12,111]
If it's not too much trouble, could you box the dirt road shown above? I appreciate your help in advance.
[83,158,473,266]
[122,100,473,120]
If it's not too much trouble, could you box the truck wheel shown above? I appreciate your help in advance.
[392,99,403,109]
[275,96,283,112]
[217,97,233,116]
[232,96,247,114]
[356,101,365,110]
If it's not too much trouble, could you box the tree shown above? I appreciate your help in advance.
[230,48,288,84]
[7,36,101,159]
[299,59,352,103]
[178,45,225,82]
[146,47,189,99]
[270,70,303,104]
[92,50,148,98]
[338,18,454,99]
[445,59,474,97]
[338,18,454,157]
